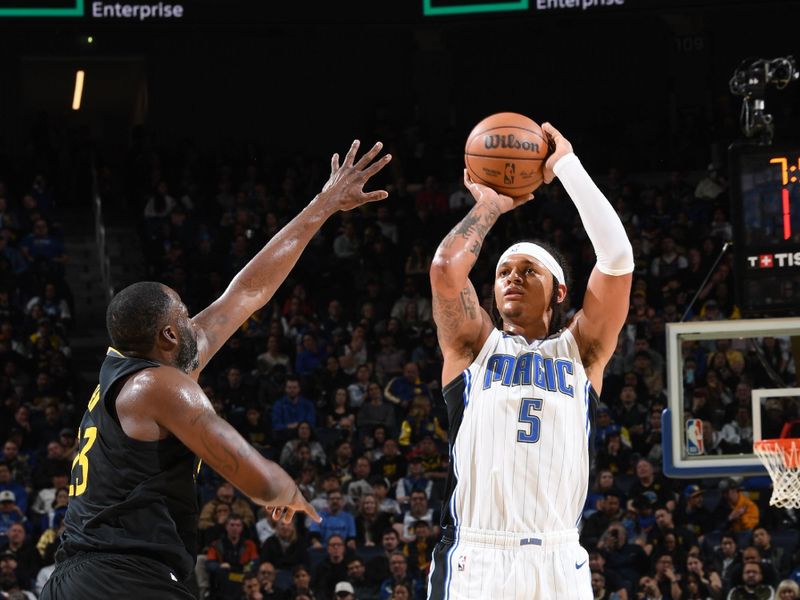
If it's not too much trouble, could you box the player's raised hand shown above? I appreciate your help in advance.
[541,122,574,184]
[319,140,392,212]
[463,169,533,214]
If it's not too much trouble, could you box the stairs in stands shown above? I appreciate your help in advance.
[61,209,146,383]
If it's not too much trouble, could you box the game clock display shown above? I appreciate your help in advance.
[730,145,800,316]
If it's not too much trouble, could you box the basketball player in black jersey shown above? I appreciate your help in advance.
[41,141,392,599]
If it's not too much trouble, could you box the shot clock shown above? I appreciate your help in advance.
[730,144,800,316]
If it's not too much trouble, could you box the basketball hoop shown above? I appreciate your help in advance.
[754,438,800,508]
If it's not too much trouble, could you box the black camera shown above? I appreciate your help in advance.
[729,56,799,144]
[729,56,798,99]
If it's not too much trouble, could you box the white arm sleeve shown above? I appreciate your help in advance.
[553,152,634,276]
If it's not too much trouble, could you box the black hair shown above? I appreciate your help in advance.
[493,239,572,337]
[106,281,173,354]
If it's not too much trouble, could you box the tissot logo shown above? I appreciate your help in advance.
[746,252,800,268]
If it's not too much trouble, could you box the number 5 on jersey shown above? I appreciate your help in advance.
[517,397,543,443]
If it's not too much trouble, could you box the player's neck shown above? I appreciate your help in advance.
[502,318,550,342]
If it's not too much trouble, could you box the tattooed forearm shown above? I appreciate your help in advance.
[439,203,500,254]
[194,412,250,476]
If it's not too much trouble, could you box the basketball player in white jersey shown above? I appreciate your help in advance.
[427,123,633,600]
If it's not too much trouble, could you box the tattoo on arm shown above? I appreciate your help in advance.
[439,204,499,256]
[192,412,252,476]
[460,287,477,320]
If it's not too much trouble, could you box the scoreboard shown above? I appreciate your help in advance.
[730,144,800,316]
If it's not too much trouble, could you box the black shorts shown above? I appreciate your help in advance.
[40,552,196,600]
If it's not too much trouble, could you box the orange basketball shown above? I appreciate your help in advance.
[464,112,548,197]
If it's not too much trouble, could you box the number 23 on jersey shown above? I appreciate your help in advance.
[69,385,100,497]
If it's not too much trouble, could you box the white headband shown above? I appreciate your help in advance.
[497,242,565,286]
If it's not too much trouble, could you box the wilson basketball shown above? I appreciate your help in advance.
[464,112,548,196]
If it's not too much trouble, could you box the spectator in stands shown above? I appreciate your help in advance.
[0,464,27,516]
[589,570,618,600]
[279,421,327,471]
[345,457,373,507]
[396,490,437,544]
[296,333,328,379]
[727,562,774,600]
[257,334,292,376]
[347,557,380,600]
[260,517,308,572]
[776,580,800,600]
[395,458,432,507]
[358,382,397,438]
[588,550,629,599]
[626,459,675,513]
[582,490,624,550]
[311,534,351,600]
[0,522,39,589]
[596,430,634,479]
[198,482,256,530]
[272,376,316,444]
[379,552,423,600]
[752,527,791,579]
[285,564,314,600]
[205,514,260,600]
[20,219,66,272]
[354,493,392,548]
[598,522,649,593]
[1,441,30,490]
[384,363,428,410]
[390,278,431,324]
[713,479,759,533]
[370,477,400,517]
[403,519,435,579]
[683,552,723,599]
[253,561,284,600]
[646,505,698,558]
[309,490,356,551]
[325,388,356,433]
[710,531,743,591]
[676,485,714,540]
[397,397,445,449]
[328,440,355,485]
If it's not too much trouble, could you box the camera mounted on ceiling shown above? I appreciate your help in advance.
[729,56,798,145]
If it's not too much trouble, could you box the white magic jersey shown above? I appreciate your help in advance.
[440,327,597,535]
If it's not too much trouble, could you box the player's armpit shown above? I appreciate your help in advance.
[573,266,632,373]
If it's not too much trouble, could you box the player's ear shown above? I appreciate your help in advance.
[556,283,567,303]
[158,325,178,349]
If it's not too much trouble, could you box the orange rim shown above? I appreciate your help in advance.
[755,438,800,469]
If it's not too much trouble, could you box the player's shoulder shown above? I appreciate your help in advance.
[119,364,197,403]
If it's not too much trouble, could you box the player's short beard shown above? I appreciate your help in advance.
[175,320,199,373]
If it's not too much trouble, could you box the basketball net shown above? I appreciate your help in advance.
[754,438,800,509]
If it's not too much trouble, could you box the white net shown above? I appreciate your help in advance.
[754,439,800,509]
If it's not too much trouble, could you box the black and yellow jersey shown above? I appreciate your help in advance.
[56,348,199,581]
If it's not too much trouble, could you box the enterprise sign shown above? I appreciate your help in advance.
[0,0,183,18]
[91,1,183,19]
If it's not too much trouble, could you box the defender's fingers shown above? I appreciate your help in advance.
[342,140,360,167]
[305,500,322,523]
[353,141,384,171]
[330,153,340,173]
[360,153,392,179]
[282,508,295,523]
